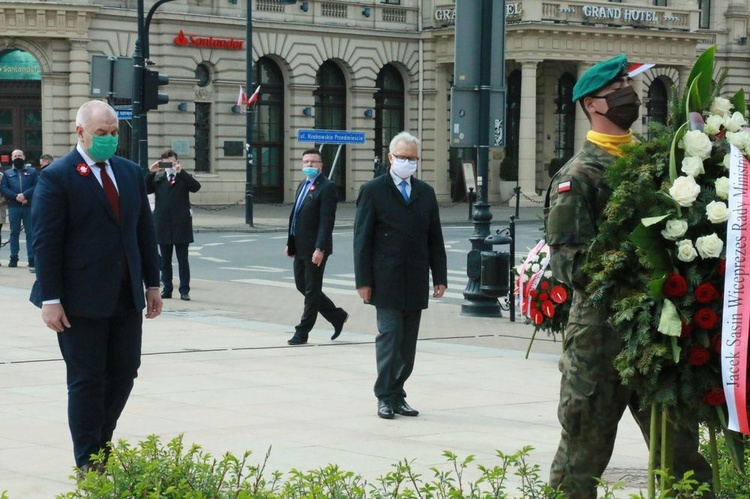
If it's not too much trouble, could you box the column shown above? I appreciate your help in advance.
[518,59,540,198]
[68,40,90,124]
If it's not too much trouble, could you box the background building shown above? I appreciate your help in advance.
[0,0,747,205]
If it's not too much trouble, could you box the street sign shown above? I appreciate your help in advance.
[90,55,134,100]
[115,108,132,120]
[297,129,366,145]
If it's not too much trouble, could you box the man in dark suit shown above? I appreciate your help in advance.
[285,148,348,345]
[30,100,162,473]
[354,131,448,419]
[146,148,202,301]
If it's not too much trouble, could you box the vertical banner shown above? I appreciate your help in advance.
[721,143,750,435]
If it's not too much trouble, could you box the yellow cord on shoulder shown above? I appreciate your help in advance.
[587,130,635,157]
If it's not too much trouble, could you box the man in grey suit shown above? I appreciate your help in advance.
[353,131,448,419]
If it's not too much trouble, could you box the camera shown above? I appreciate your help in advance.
[158,161,173,169]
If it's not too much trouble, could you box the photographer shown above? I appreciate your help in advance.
[146,149,202,301]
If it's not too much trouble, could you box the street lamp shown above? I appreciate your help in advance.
[245,0,255,226]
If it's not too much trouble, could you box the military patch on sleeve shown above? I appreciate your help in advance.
[557,180,571,193]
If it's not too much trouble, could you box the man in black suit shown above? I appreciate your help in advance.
[354,131,448,419]
[30,100,162,472]
[146,148,202,301]
[285,148,348,345]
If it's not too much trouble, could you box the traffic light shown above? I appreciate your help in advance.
[143,68,169,111]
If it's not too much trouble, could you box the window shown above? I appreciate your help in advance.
[554,73,576,165]
[195,63,211,87]
[653,0,667,6]
[647,78,669,135]
[503,70,521,182]
[251,57,285,202]
[314,61,347,199]
[374,64,405,168]
[698,0,710,29]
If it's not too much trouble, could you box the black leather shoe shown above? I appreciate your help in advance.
[180,293,191,301]
[161,291,172,299]
[377,400,394,419]
[393,400,419,417]
[28,259,34,268]
[331,312,348,340]
[8,258,17,268]
[287,334,308,345]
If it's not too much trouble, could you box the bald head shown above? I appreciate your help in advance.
[76,100,120,161]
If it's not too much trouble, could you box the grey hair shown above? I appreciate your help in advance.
[76,100,117,129]
[389,131,420,153]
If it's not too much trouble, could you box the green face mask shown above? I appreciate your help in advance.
[87,134,119,162]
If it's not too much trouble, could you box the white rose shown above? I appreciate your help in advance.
[704,114,724,136]
[723,153,732,170]
[543,270,553,278]
[706,200,730,224]
[695,233,724,259]
[661,219,689,240]
[668,175,701,207]
[724,111,748,133]
[709,96,732,117]
[727,130,750,152]
[676,239,698,263]
[531,263,540,272]
[680,156,705,177]
[715,176,730,200]
[681,130,713,159]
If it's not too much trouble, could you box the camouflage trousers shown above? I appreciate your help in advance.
[549,322,712,498]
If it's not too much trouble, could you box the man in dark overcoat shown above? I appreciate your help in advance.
[145,149,202,301]
[285,148,348,345]
[353,131,448,419]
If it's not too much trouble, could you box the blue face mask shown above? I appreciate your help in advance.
[302,167,319,178]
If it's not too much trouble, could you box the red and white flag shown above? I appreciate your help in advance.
[237,85,246,107]
[627,62,655,78]
[246,85,261,106]
[722,143,750,435]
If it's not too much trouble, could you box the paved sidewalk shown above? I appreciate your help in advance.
[0,201,650,498]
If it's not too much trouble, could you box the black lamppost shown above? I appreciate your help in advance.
[245,0,255,226]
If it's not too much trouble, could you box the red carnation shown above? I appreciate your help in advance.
[695,283,720,304]
[694,308,718,330]
[529,290,537,298]
[680,322,693,339]
[663,274,688,298]
[703,387,726,406]
[687,346,711,366]
[540,281,550,290]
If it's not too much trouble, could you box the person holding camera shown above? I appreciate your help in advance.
[146,149,202,301]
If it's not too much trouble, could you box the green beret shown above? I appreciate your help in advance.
[572,54,629,102]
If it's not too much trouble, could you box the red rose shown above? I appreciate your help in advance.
[687,346,711,366]
[680,322,693,339]
[540,281,550,290]
[711,334,722,353]
[695,283,719,304]
[694,308,718,330]
[538,293,549,302]
[662,274,688,298]
[529,290,537,298]
[550,285,568,304]
[703,387,726,406]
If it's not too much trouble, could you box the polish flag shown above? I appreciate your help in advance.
[627,63,655,78]
[237,85,246,107]
[246,85,261,106]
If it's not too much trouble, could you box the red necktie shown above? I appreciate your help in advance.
[96,162,120,221]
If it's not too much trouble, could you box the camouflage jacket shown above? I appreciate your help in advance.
[544,140,617,325]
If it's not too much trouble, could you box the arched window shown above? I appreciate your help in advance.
[314,61,347,199]
[555,73,576,163]
[252,57,284,202]
[647,78,669,128]
[374,64,405,168]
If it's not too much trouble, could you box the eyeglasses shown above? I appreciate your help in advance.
[392,155,419,162]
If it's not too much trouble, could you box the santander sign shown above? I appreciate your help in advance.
[173,30,244,50]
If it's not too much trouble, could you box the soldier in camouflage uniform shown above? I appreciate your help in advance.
[544,54,712,498]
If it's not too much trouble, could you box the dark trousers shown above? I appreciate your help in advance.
[160,243,190,294]
[56,282,142,468]
[293,253,345,336]
[374,308,422,402]
[8,205,33,260]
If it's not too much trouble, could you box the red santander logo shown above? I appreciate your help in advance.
[172,30,244,50]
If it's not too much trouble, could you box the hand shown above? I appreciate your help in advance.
[357,286,372,303]
[16,193,25,203]
[433,284,447,298]
[173,163,182,174]
[312,248,325,267]
[145,289,163,319]
[284,245,292,258]
[148,161,161,173]
[42,303,71,333]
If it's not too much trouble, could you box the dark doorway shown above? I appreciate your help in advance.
[251,57,284,203]
[314,60,347,200]
[194,102,211,172]
[374,64,405,172]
